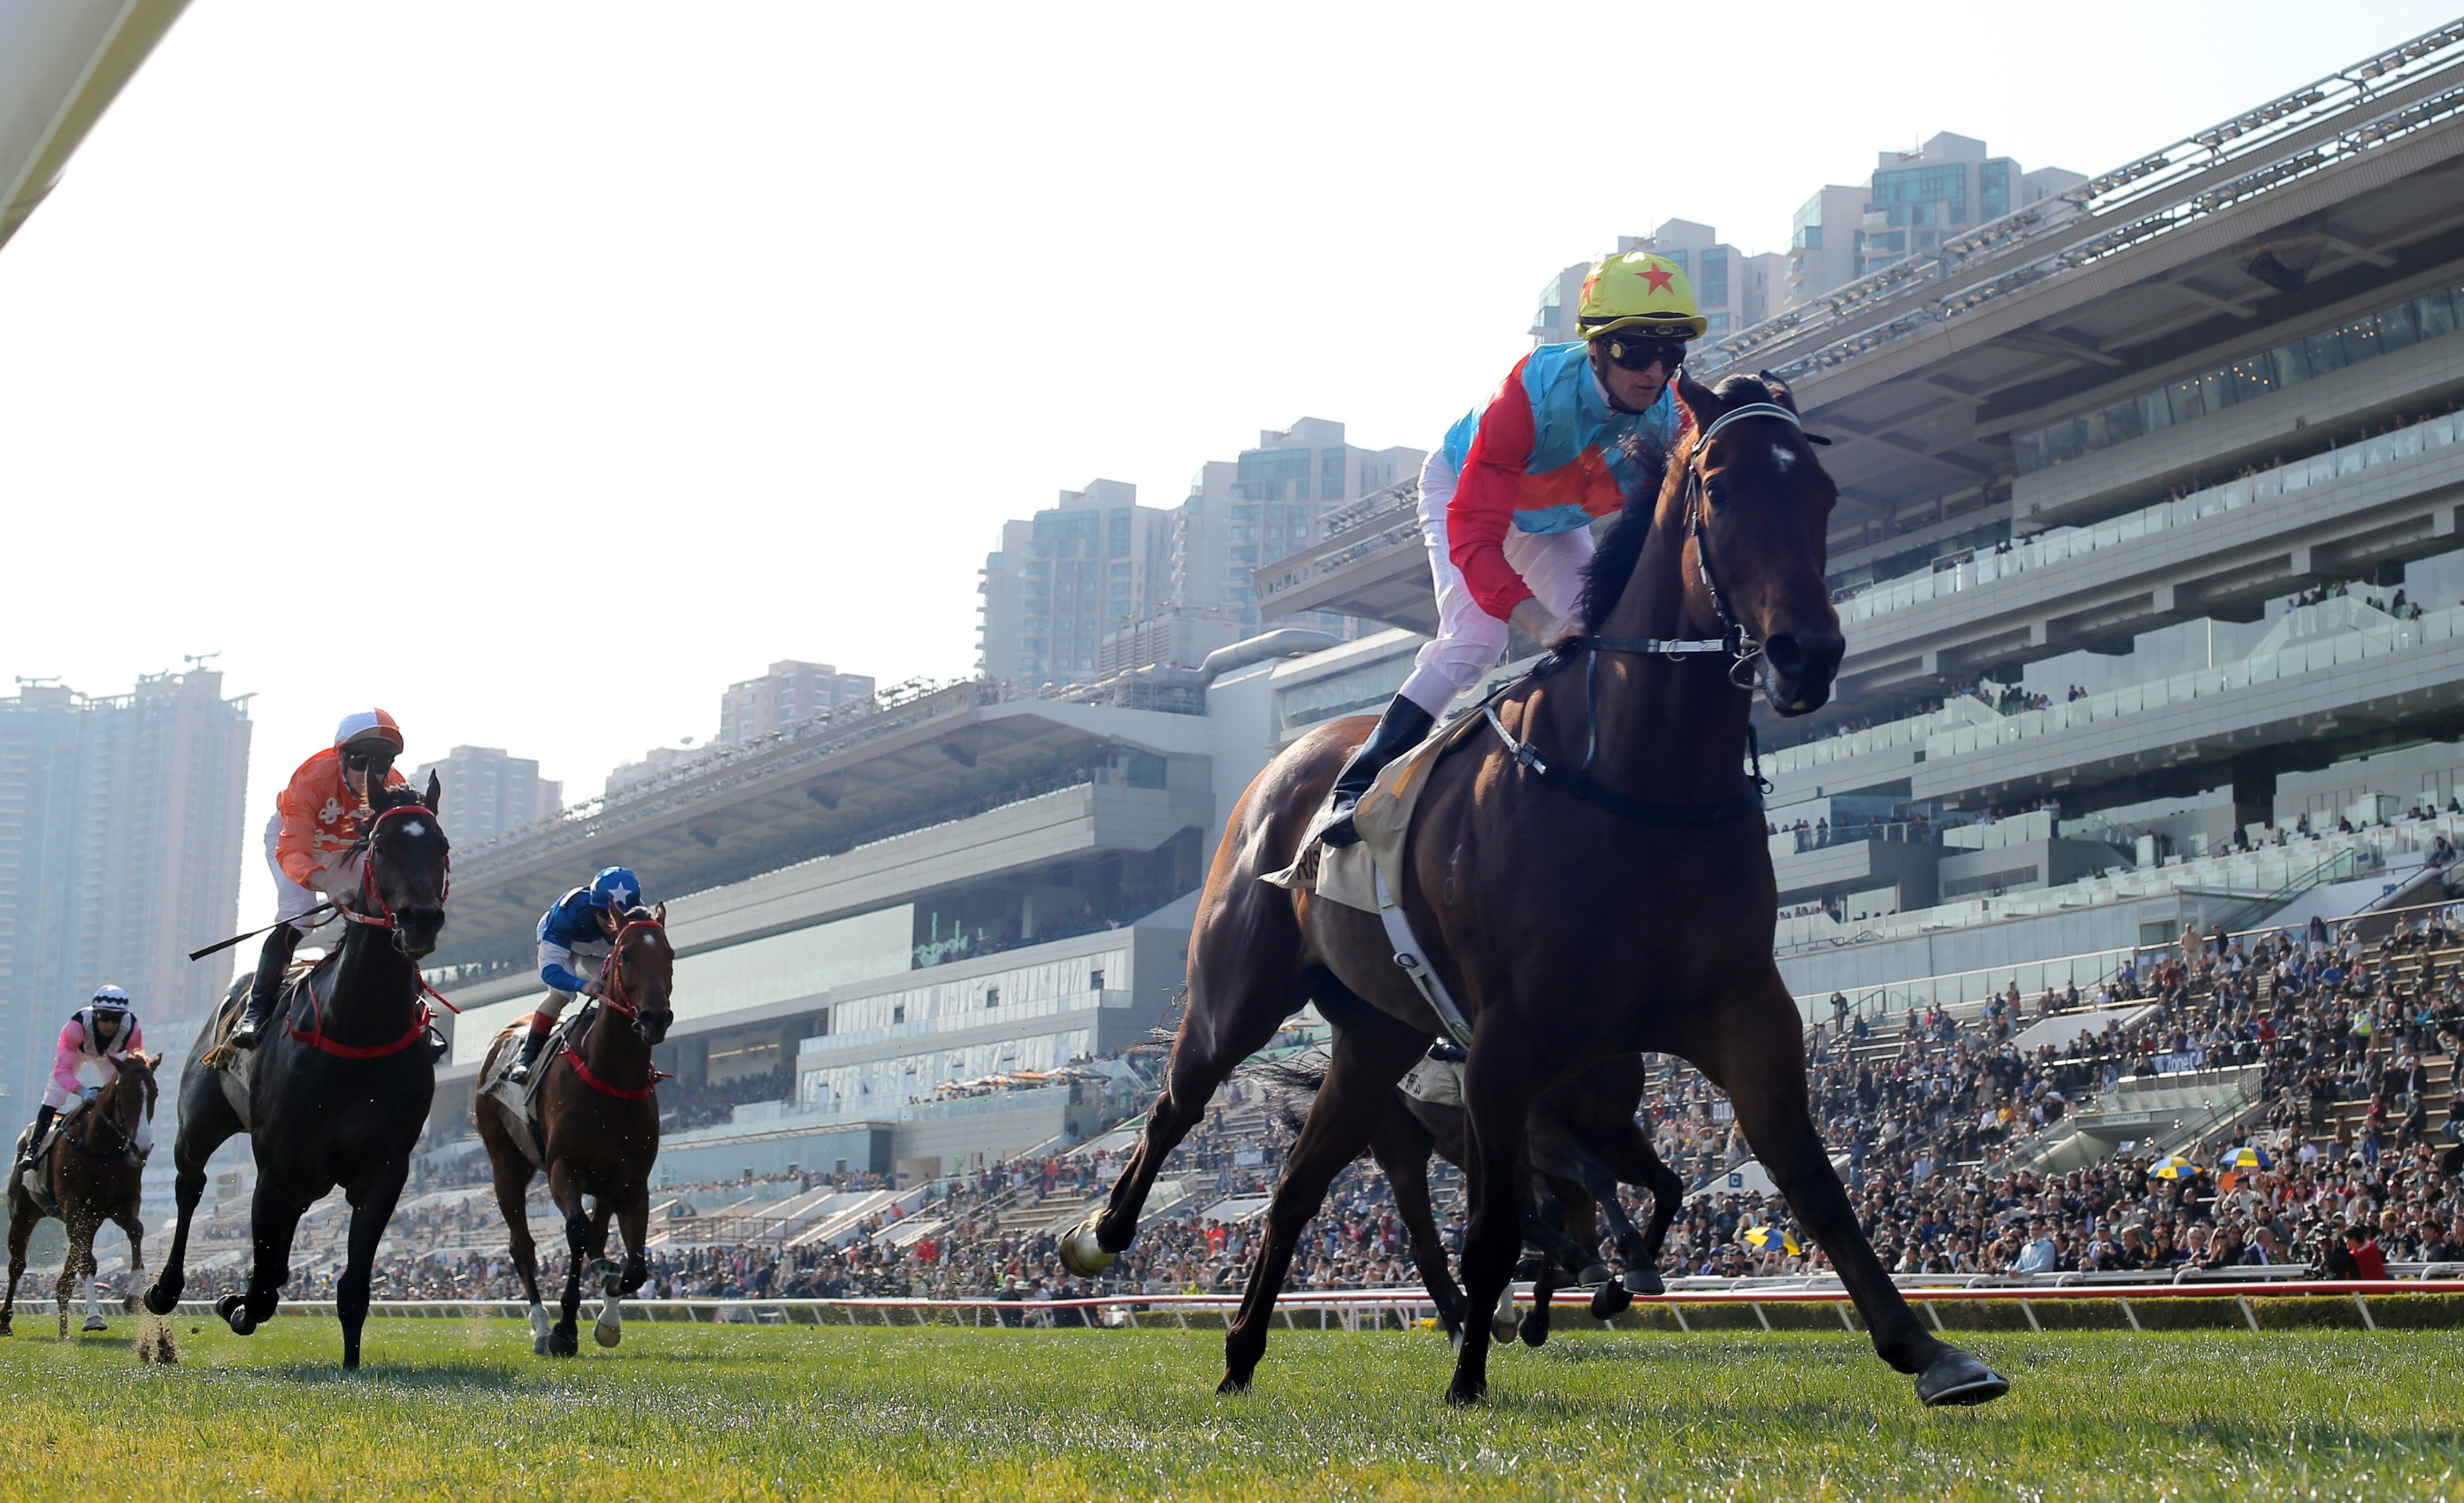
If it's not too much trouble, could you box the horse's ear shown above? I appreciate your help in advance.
[654,901,667,925]
[1754,369,1799,414]
[424,770,443,812]
[1675,369,1724,430]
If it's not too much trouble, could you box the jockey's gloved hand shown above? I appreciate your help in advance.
[1508,597,1582,649]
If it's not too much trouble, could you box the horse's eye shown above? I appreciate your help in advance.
[1706,480,1732,508]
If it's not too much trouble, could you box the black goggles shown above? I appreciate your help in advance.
[344,746,395,771]
[1599,334,1688,374]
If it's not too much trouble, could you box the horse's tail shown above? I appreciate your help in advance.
[1140,985,1193,1046]
[1242,1049,1330,1134]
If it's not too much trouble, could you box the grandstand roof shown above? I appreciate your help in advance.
[1264,23,2464,633]
[427,685,1211,968]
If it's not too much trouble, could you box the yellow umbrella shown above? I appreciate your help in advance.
[1741,1225,1801,1256]
[2149,1154,2199,1179]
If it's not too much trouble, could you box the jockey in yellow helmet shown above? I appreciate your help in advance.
[1319,252,1703,845]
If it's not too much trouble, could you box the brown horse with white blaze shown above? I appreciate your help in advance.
[1064,371,2009,1407]
[4,1051,156,1339]
[476,904,672,1356]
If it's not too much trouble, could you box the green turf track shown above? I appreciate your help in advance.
[2,1317,2460,1500]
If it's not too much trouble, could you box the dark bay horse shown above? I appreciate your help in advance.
[3,1051,156,1339]
[146,776,449,1369]
[475,905,672,1357]
[1067,372,2007,1407]
[1268,1052,1682,1344]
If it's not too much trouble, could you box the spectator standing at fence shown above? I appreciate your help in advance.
[2345,1225,2389,1280]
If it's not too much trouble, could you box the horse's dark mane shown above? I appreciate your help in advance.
[1578,374,1780,630]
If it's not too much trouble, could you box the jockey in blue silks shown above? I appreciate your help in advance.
[508,866,647,1084]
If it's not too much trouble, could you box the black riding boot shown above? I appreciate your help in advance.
[507,1023,554,1085]
[1318,693,1437,848]
[17,1104,57,1180]
[232,923,302,1051]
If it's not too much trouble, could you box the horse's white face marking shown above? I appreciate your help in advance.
[1771,445,1797,473]
[401,821,428,838]
[640,933,661,948]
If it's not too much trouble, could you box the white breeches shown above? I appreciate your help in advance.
[1398,448,1594,717]
[264,813,360,933]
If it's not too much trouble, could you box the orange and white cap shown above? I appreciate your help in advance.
[332,708,404,752]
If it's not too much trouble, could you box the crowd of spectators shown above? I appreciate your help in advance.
[117,907,2464,1308]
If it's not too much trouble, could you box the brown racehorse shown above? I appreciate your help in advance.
[1064,371,2008,1407]
[3,1052,156,1339]
[475,905,672,1356]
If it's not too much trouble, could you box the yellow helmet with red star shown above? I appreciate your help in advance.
[1576,252,1706,341]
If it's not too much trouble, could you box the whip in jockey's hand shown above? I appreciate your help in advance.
[232,711,408,1051]
[1317,250,1702,847]
[17,986,146,1187]
[508,866,647,1085]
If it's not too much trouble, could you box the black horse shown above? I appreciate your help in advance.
[146,776,449,1369]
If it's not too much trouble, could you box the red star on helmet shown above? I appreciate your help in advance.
[1641,265,1675,294]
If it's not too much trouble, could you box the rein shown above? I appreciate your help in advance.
[1485,401,1811,824]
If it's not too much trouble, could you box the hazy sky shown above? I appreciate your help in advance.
[5,1,2455,926]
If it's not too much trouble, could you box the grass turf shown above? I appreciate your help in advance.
[0,1315,2459,1499]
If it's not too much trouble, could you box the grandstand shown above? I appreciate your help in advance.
[76,25,2464,1307]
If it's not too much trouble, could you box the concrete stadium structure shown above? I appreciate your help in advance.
[1256,22,2464,1007]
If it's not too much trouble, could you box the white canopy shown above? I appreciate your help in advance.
[1,0,193,251]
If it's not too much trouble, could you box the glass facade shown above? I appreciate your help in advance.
[1791,194,1823,251]
[1980,160,2010,223]
[2015,285,2464,476]
[1871,164,1968,227]
[796,945,1129,1112]
[1235,448,1312,503]
[1699,247,1728,310]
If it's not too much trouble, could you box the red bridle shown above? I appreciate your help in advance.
[591,919,670,1019]
[343,803,452,930]
[288,803,461,1058]
[560,919,674,1100]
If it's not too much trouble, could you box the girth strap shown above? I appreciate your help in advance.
[1373,866,1473,1046]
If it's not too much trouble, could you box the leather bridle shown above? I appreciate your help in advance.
[1482,400,1818,822]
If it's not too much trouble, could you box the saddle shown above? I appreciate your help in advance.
[1265,710,1490,1044]
[479,1007,591,1167]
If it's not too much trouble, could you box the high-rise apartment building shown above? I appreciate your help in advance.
[1786,132,2086,306]
[1172,419,1424,637]
[410,745,562,847]
[717,661,875,746]
[1531,222,1785,347]
[0,668,250,1116]
[978,480,1176,688]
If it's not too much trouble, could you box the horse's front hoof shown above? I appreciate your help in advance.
[143,1281,179,1316]
[217,1295,256,1337]
[81,1315,107,1333]
[1621,1267,1665,1297]
[1576,1262,1611,1288]
[1519,1316,1549,1350]
[1444,1375,1487,1406]
[1214,1369,1252,1395]
[546,1324,579,1358]
[1588,1282,1634,1319]
[1489,1306,1520,1344]
[1057,1217,1116,1278]
[593,1319,622,1349]
[1915,1346,2010,1407]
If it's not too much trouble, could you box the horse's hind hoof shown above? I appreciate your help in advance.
[82,1316,107,1333]
[546,1325,579,1358]
[1576,1262,1611,1288]
[593,1321,622,1349]
[1519,1317,1549,1349]
[216,1295,256,1337]
[1444,1376,1487,1406]
[143,1282,179,1316]
[1915,1347,2010,1407]
[1588,1282,1634,1319]
[1215,1369,1253,1395]
[1057,1217,1116,1278]
[1621,1267,1665,1297]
